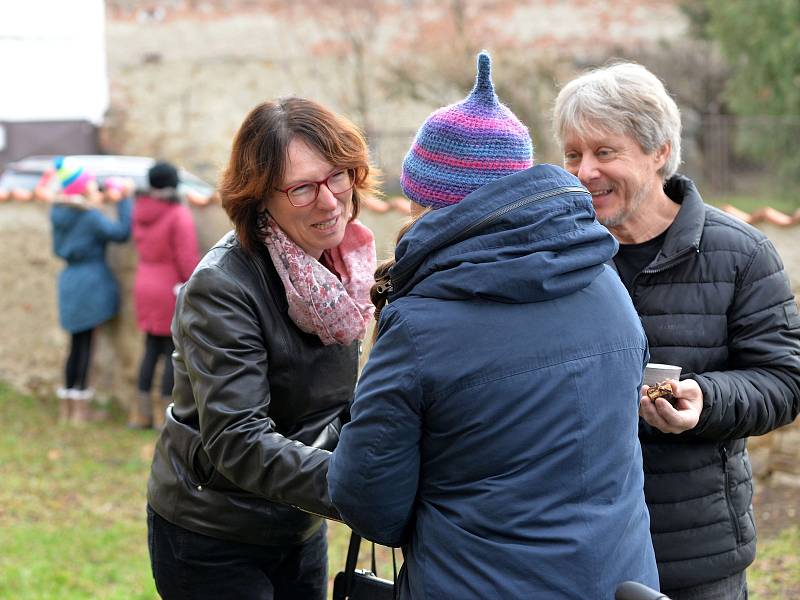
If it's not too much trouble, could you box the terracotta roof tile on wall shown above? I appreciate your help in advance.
[720,205,800,227]
[364,198,800,223]
[5,190,795,224]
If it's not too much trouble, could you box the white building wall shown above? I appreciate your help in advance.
[0,0,108,124]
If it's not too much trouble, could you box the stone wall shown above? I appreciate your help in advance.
[0,201,232,409]
[0,203,797,482]
[93,4,798,482]
[0,202,400,407]
[102,1,689,188]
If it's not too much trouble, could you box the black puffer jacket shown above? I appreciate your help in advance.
[623,175,800,590]
[147,232,357,546]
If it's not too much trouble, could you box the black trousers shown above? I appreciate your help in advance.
[147,506,328,600]
[137,334,175,397]
[65,328,93,390]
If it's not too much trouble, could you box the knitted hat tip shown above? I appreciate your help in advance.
[473,51,493,100]
[399,50,533,210]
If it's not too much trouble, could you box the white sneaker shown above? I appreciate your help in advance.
[72,388,95,402]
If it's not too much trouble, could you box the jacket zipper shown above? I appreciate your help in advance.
[455,186,586,241]
[720,445,743,543]
[630,246,697,297]
[641,246,697,275]
[392,186,587,287]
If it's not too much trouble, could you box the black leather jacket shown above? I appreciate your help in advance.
[147,232,357,546]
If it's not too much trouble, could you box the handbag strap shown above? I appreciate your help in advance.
[343,531,362,593]
[343,530,399,597]
[392,547,399,600]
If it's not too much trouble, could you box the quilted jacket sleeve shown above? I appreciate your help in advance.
[692,238,800,439]
[176,262,338,519]
[328,305,424,547]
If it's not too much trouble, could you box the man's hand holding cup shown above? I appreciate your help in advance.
[640,363,702,434]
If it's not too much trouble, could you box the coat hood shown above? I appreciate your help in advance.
[134,195,176,227]
[50,204,87,230]
[389,164,618,304]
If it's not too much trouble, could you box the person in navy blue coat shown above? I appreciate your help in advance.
[328,53,659,599]
[45,158,133,423]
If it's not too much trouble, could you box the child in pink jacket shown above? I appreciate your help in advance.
[130,161,200,428]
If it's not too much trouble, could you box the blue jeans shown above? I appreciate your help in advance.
[663,571,747,600]
[147,505,328,600]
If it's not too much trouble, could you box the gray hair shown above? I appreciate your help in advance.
[553,62,682,180]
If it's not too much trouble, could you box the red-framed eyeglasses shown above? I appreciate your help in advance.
[275,168,355,207]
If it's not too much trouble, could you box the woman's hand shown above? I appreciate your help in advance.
[639,378,703,434]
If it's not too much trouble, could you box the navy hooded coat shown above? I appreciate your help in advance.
[329,165,659,599]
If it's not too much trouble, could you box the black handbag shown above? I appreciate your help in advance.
[332,531,397,600]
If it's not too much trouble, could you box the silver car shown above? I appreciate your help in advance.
[0,154,215,198]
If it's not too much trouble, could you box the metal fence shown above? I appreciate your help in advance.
[685,114,800,201]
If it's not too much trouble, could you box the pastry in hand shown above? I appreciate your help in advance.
[646,382,676,406]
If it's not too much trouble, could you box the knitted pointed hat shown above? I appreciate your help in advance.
[400,51,533,209]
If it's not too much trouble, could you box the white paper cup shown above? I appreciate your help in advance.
[644,363,682,387]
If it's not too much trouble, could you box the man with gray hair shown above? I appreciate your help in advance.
[553,62,800,599]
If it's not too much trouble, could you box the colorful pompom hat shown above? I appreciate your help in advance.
[54,156,96,195]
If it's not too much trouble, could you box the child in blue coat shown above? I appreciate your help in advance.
[45,158,133,423]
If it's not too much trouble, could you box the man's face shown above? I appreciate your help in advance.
[562,128,666,230]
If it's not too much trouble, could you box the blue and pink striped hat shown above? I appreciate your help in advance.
[400,51,533,209]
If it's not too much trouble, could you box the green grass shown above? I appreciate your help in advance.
[0,383,388,599]
[749,527,800,599]
[0,382,796,598]
[0,386,157,600]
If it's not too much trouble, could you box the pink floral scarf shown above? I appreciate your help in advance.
[259,214,376,346]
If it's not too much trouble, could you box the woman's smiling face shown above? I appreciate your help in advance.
[265,137,353,259]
